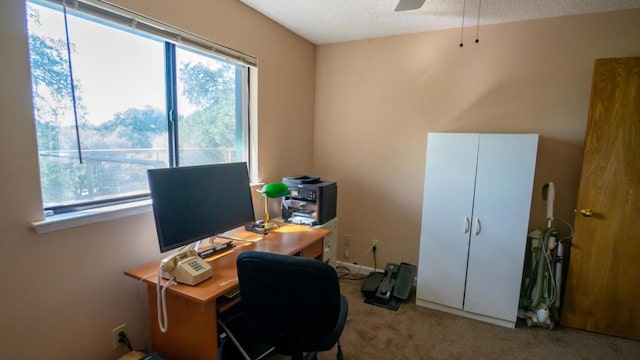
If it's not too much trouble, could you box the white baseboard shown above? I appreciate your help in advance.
[415,299,516,328]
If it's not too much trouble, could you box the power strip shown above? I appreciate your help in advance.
[335,261,375,275]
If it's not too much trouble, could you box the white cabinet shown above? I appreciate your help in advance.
[314,217,338,265]
[416,133,538,328]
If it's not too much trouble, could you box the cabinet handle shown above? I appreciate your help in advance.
[475,218,481,235]
[464,216,470,233]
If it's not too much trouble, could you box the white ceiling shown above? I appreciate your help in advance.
[239,0,640,45]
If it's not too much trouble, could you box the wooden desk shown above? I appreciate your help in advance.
[124,224,329,360]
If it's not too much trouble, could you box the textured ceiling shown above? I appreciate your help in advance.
[240,0,640,44]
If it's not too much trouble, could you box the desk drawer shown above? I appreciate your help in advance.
[300,238,323,259]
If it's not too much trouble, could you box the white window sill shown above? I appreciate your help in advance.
[30,199,152,234]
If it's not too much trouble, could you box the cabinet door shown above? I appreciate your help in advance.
[417,133,479,309]
[465,134,538,321]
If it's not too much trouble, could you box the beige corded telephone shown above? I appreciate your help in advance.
[157,249,213,333]
[160,249,213,286]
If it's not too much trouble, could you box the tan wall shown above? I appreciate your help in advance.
[0,0,314,359]
[314,10,640,268]
[3,0,640,357]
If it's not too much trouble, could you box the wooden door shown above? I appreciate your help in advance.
[561,57,640,340]
[417,133,478,309]
[465,134,538,322]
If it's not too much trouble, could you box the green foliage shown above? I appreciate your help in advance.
[180,104,234,147]
[27,2,241,206]
[28,35,71,105]
[179,62,235,108]
[35,119,60,151]
[177,62,238,165]
[96,106,166,148]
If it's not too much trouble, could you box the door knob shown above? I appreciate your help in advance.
[580,208,593,217]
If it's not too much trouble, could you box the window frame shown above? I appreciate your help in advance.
[27,0,258,218]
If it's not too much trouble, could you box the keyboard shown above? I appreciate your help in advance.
[224,286,240,299]
[198,241,235,259]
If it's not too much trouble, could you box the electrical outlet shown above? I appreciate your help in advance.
[344,234,351,247]
[368,238,379,252]
[345,250,349,259]
[112,324,127,349]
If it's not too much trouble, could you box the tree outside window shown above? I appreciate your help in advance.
[26,1,249,212]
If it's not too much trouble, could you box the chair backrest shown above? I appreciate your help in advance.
[236,251,343,354]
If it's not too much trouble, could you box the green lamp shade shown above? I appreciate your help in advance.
[256,182,289,230]
[258,182,290,198]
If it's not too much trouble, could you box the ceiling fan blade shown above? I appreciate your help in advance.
[395,0,426,12]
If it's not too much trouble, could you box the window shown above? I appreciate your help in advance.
[26,0,255,215]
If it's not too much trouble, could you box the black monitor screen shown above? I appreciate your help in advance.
[147,162,255,253]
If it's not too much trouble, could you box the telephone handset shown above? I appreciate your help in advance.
[160,249,213,286]
[157,250,213,333]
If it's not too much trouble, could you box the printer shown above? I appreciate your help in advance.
[281,175,337,226]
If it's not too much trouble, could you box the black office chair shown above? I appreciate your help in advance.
[220,251,348,360]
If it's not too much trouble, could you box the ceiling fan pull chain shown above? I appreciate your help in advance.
[460,0,467,47]
[475,0,481,43]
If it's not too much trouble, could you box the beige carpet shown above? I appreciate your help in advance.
[310,279,640,360]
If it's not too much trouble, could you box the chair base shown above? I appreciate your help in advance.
[218,309,275,360]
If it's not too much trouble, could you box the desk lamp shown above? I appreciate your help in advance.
[257,182,290,230]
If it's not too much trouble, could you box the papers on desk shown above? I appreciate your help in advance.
[219,228,264,242]
[286,215,316,226]
[272,224,310,233]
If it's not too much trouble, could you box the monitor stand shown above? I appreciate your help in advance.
[186,239,208,253]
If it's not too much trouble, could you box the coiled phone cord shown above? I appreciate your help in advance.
[157,270,175,333]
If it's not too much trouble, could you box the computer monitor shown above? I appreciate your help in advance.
[147,162,255,253]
